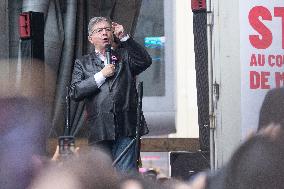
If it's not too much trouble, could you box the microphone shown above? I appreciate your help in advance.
[105,44,112,65]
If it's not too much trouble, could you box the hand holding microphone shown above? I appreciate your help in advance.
[101,64,115,78]
[102,43,115,78]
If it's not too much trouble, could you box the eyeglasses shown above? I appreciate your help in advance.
[91,27,112,35]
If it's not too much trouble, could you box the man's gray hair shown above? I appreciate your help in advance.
[88,17,112,36]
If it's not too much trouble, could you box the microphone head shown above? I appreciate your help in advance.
[105,44,111,52]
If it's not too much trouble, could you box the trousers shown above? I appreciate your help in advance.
[93,136,138,173]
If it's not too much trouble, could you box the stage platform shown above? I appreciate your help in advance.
[47,138,200,155]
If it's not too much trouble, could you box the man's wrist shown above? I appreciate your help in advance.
[94,72,106,87]
[120,34,130,42]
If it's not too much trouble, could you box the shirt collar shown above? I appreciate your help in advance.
[95,47,114,62]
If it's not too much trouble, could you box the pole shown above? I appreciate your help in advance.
[64,86,71,136]
[135,82,143,167]
[206,0,216,171]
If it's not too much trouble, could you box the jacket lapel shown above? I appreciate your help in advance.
[109,51,124,90]
[90,51,104,69]
[109,62,124,90]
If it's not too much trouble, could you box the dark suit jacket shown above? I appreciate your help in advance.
[70,38,152,143]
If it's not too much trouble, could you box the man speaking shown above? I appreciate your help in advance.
[70,17,152,173]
